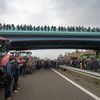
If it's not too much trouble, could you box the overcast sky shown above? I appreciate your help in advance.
[0,0,100,59]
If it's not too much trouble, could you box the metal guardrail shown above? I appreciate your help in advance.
[59,65,100,80]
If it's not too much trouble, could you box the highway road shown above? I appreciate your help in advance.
[0,69,99,100]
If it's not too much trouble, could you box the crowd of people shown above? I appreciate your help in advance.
[3,52,100,100]
[0,23,100,32]
[61,58,100,72]
[4,55,58,100]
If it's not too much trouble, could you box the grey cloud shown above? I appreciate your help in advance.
[31,49,75,59]
[0,0,8,13]
[72,0,100,26]
[51,0,100,26]
[0,0,100,26]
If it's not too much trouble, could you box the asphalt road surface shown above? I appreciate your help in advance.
[0,69,97,100]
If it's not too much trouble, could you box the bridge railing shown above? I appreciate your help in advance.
[0,23,100,32]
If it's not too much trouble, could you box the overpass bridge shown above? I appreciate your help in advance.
[0,29,100,50]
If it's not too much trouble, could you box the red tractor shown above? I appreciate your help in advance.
[9,51,33,74]
[18,51,33,71]
[18,51,32,60]
[9,51,32,66]
[0,37,11,87]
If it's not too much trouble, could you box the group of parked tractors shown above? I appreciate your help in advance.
[0,37,33,87]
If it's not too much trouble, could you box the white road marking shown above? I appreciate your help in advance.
[52,68,100,100]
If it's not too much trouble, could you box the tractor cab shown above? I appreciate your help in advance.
[0,37,10,87]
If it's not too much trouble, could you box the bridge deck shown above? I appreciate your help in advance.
[0,30,100,36]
